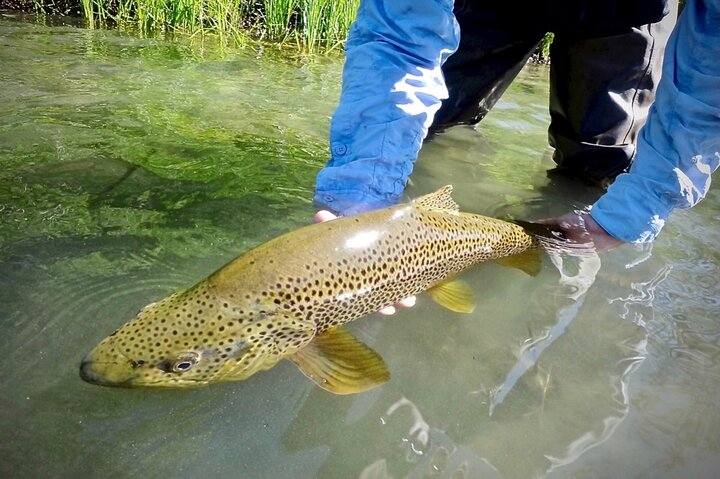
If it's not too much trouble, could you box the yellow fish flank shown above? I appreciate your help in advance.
[80,186,539,394]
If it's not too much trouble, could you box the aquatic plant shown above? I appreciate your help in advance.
[537,32,554,62]
[33,0,360,52]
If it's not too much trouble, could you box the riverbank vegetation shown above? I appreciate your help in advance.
[28,0,359,51]
[20,0,555,58]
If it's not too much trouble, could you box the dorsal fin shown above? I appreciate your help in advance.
[413,185,459,212]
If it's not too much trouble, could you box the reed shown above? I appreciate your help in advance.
[263,0,297,41]
[38,0,360,52]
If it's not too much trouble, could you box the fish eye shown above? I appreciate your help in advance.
[173,360,194,372]
[168,352,200,373]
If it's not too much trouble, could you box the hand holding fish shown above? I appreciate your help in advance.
[538,211,623,252]
[315,209,417,315]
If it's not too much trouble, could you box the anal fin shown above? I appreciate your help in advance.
[427,279,476,313]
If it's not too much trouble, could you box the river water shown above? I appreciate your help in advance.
[1,12,719,479]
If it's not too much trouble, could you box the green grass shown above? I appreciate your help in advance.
[36,0,360,52]
[538,32,554,61]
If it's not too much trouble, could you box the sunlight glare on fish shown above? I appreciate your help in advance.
[337,287,372,302]
[391,209,406,220]
[344,230,380,249]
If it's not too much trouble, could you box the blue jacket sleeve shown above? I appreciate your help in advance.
[591,0,720,243]
[314,0,460,215]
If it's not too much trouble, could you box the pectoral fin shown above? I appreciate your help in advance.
[494,249,542,276]
[289,326,389,394]
[427,279,476,313]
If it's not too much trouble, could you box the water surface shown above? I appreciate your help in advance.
[1,13,719,479]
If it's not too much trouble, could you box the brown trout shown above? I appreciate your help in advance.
[80,186,539,394]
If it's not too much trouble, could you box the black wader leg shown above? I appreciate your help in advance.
[548,3,678,186]
[430,2,546,134]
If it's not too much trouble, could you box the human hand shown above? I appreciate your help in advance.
[538,211,624,252]
[314,210,417,315]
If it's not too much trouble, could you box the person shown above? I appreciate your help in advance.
[313,0,720,250]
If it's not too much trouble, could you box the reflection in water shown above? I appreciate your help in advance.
[609,263,673,323]
[489,246,601,415]
[383,397,431,458]
[546,246,602,301]
[360,397,504,479]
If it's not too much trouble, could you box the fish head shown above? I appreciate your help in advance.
[79,286,316,388]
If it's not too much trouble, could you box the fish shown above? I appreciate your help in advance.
[80,185,540,394]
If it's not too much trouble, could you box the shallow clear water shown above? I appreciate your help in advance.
[1,13,719,479]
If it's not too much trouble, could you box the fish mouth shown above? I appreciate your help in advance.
[79,355,210,388]
[79,357,135,387]
[79,338,144,387]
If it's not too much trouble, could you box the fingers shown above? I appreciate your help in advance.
[379,305,396,315]
[397,296,417,308]
[379,295,417,316]
[315,210,337,223]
